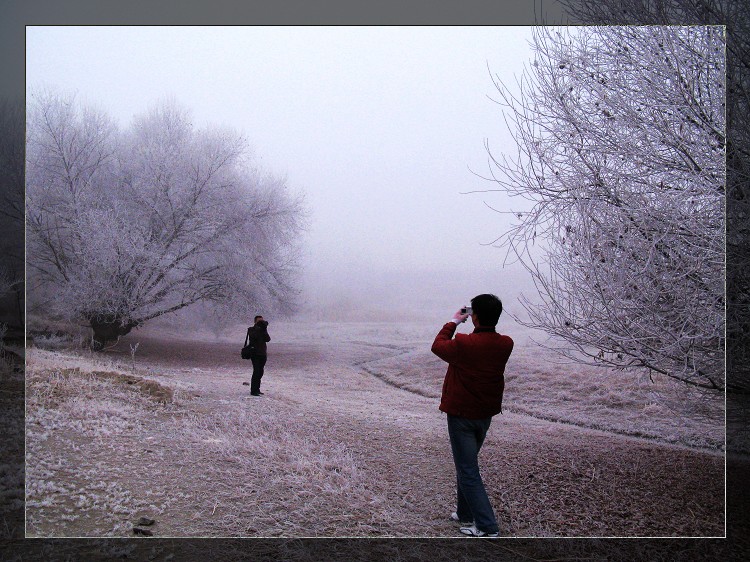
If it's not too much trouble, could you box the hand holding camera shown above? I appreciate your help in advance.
[452,306,472,324]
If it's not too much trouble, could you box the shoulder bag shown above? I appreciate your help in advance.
[241,329,255,360]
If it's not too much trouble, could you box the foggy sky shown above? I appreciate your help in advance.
[26,26,538,320]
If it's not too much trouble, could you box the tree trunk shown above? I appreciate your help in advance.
[89,317,136,351]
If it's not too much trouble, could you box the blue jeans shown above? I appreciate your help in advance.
[447,414,498,533]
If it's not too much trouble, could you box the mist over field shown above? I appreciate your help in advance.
[297,261,537,323]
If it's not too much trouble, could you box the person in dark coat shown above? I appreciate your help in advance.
[431,294,514,538]
[246,315,271,396]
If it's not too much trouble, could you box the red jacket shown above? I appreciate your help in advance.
[431,322,514,419]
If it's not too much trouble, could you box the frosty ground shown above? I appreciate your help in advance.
[25,319,725,538]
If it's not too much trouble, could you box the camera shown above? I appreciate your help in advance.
[257,320,269,328]
[461,306,473,315]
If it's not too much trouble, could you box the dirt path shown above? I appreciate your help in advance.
[25,323,725,537]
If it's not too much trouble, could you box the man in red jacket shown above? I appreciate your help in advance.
[431,293,513,537]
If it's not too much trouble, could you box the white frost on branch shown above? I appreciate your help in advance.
[484,26,725,391]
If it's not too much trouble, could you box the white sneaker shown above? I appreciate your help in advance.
[450,512,473,526]
[460,524,499,538]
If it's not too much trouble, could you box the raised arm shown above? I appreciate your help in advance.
[431,322,459,363]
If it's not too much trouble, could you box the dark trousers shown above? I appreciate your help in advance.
[250,354,267,394]
[447,414,498,533]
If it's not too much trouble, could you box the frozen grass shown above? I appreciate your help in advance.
[25,364,402,537]
[24,320,726,538]
[30,332,77,351]
[25,367,180,536]
[169,407,398,537]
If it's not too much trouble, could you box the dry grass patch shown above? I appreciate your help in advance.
[170,406,399,537]
[29,368,174,406]
[25,366,183,536]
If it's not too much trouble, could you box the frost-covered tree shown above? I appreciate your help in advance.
[484,26,725,391]
[558,0,750,406]
[26,91,305,349]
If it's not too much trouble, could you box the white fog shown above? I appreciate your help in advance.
[25,26,539,324]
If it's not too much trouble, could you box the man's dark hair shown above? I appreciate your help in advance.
[471,294,503,327]
[254,315,263,322]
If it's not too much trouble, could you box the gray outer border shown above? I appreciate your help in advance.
[3,0,745,559]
